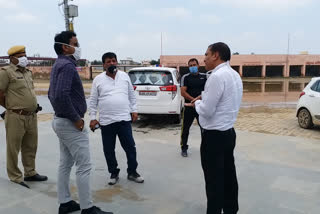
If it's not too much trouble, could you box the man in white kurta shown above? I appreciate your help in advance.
[89,52,144,185]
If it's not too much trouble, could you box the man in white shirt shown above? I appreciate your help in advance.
[186,42,243,214]
[89,52,144,185]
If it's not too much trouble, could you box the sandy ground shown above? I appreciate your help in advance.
[35,82,92,89]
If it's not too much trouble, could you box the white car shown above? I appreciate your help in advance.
[128,67,184,123]
[296,77,320,129]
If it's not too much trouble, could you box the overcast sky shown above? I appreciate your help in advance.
[0,0,319,62]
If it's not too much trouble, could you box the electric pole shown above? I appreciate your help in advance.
[161,32,163,56]
[59,0,78,31]
[63,0,70,31]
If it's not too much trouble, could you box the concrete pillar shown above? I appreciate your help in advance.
[301,64,306,77]
[284,64,289,77]
[262,65,266,77]
[239,65,243,77]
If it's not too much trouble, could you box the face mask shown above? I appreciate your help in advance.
[107,65,117,74]
[55,42,81,61]
[72,47,81,61]
[15,56,29,67]
[189,66,198,74]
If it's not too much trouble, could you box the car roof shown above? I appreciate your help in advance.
[311,77,320,81]
[128,67,177,72]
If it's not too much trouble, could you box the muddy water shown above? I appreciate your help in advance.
[242,78,311,108]
[93,186,145,202]
[0,78,311,114]
[33,182,145,203]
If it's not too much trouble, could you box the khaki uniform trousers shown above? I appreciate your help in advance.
[5,111,38,183]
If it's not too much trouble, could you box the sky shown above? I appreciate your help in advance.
[0,0,319,62]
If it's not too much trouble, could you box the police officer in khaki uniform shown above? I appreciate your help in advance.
[0,45,47,188]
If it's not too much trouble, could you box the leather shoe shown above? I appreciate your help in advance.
[24,173,48,182]
[81,206,113,214]
[59,200,80,214]
[19,181,30,188]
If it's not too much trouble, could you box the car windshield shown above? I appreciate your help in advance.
[129,70,174,86]
[311,80,320,92]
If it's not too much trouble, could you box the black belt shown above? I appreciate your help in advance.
[203,127,234,133]
[10,109,34,116]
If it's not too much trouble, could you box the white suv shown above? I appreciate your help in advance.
[128,67,184,123]
[296,77,320,129]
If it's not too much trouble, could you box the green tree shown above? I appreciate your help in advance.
[91,60,103,65]
[150,59,160,65]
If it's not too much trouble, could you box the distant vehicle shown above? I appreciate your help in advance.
[296,77,320,129]
[128,67,184,124]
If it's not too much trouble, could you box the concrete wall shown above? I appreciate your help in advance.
[160,54,320,77]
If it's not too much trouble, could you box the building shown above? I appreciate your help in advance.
[160,54,320,77]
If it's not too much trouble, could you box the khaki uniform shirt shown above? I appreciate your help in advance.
[0,64,37,112]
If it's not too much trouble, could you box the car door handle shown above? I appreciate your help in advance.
[309,94,315,97]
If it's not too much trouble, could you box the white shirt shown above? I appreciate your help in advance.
[89,70,137,126]
[195,62,243,131]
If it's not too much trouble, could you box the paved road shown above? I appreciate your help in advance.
[0,118,319,214]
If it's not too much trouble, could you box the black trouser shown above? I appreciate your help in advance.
[201,128,239,214]
[100,121,138,175]
[180,106,200,151]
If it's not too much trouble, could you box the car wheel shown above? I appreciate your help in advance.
[173,113,181,124]
[298,109,313,129]
[173,106,183,124]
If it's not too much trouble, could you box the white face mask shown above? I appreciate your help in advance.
[55,42,81,61]
[72,46,82,61]
[14,56,29,67]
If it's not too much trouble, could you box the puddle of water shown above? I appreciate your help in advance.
[243,79,310,93]
[29,181,145,203]
[242,79,311,106]
[36,183,78,200]
[265,82,283,92]
[0,79,311,115]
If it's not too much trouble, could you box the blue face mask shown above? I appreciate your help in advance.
[189,66,198,74]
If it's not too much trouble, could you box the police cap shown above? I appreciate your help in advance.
[7,45,26,56]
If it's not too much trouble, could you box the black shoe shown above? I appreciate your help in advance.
[181,150,188,157]
[24,173,48,182]
[18,181,30,188]
[127,172,144,183]
[59,200,80,214]
[81,206,113,214]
